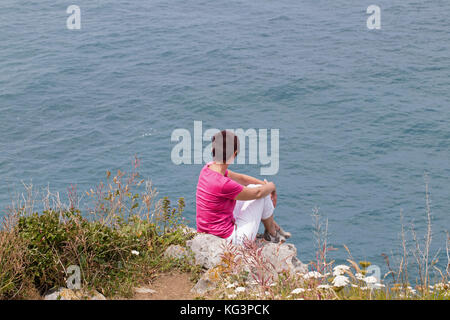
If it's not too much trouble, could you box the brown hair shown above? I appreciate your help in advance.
[212,130,240,163]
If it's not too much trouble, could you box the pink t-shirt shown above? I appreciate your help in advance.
[196,162,244,238]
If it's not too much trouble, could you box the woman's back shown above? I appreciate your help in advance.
[195,162,243,238]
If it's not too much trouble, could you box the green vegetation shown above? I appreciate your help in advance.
[206,206,449,300]
[1,163,448,300]
[0,161,198,299]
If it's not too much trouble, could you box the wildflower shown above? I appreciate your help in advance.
[131,250,140,256]
[226,282,237,289]
[363,276,378,284]
[317,284,331,290]
[235,287,246,293]
[434,283,449,291]
[333,265,350,276]
[291,288,305,294]
[360,286,369,290]
[332,275,349,287]
[227,294,237,299]
[302,271,323,279]
[355,273,364,281]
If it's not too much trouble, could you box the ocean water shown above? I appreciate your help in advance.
[1,1,449,275]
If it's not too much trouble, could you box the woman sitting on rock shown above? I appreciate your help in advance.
[196,130,290,245]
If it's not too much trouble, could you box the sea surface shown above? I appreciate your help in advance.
[1,1,449,277]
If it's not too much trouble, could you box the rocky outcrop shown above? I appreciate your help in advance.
[44,288,106,300]
[261,242,308,275]
[185,233,228,269]
[164,244,190,260]
[165,232,309,295]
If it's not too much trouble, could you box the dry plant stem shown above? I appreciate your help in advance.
[424,174,432,290]
[411,222,424,288]
[446,232,450,278]
[312,207,334,276]
[400,210,409,286]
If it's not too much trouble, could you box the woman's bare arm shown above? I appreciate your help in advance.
[235,182,276,201]
[227,170,265,186]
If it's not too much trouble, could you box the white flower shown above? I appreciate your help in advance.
[302,271,323,279]
[291,288,305,294]
[363,276,378,284]
[226,282,237,289]
[434,283,448,291]
[333,265,350,276]
[332,275,349,287]
[317,284,332,290]
[355,273,365,281]
[235,287,246,293]
[131,250,140,256]
[295,298,305,300]
[227,294,237,299]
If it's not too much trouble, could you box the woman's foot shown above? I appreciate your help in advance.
[263,229,286,243]
[272,221,291,239]
[277,226,291,239]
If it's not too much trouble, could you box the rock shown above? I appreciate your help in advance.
[261,242,308,275]
[186,233,227,269]
[44,288,106,300]
[186,232,308,294]
[191,276,216,295]
[134,287,156,294]
[164,244,189,260]
[180,226,197,236]
[190,266,222,295]
[186,233,307,275]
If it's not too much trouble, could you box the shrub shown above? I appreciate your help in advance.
[0,161,194,299]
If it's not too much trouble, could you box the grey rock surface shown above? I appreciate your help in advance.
[44,288,106,300]
[186,232,309,294]
[186,233,227,269]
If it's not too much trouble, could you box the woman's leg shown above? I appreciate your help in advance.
[262,215,277,236]
[231,184,278,244]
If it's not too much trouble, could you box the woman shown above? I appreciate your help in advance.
[196,130,290,245]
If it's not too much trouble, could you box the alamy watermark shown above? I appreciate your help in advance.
[66,5,81,30]
[66,265,81,289]
[171,121,279,175]
[367,5,381,30]
[66,5,381,31]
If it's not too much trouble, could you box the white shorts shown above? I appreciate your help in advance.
[226,184,274,245]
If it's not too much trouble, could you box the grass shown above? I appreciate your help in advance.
[0,158,199,299]
[204,175,450,300]
[0,163,448,300]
